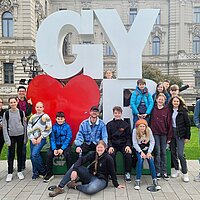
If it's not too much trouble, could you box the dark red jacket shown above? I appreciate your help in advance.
[150,105,173,141]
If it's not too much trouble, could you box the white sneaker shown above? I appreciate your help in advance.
[171,170,179,178]
[17,172,24,180]
[6,174,13,182]
[182,173,189,182]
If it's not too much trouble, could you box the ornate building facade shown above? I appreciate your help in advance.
[0,0,200,105]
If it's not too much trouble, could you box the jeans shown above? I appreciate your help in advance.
[8,135,24,173]
[136,151,156,180]
[30,138,47,176]
[110,145,132,173]
[59,165,107,195]
[171,128,187,174]
[154,135,167,174]
[46,146,72,175]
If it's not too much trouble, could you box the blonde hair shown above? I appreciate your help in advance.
[136,125,150,143]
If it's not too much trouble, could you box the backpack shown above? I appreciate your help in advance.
[5,110,24,132]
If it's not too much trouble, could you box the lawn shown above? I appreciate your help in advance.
[0,127,200,160]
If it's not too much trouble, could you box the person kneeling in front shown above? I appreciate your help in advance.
[49,140,124,197]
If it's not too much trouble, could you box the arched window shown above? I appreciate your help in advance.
[193,36,200,54]
[2,12,13,37]
[152,37,160,55]
[105,42,113,56]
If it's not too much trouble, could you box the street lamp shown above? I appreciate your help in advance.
[21,52,43,78]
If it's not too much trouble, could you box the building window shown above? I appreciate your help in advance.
[194,7,200,23]
[63,34,71,56]
[129,8,137,25]
[105,43,113,56]
[195,71,200,88]
[45,0,48,16]
[4,63,14,84]
[193,36,200,54]
[2,12,13,37]
[155,12,161,25]
[152,37,160,55]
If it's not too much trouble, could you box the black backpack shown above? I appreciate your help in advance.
[5,110,24,132]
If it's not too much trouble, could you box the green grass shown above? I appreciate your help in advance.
[1,127,200,160]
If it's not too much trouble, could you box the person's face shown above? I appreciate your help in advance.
[138,124,146,133]
[113,110,122,120]
[56,117,65,125]
[105,71,113,79]
[172,97,180,109]
[9,98,18,109]
[18,89,26,99]
[90,110,99,118]
[156,96,165,106]
[170,89,179,97]
[0,99,3,109]
[163,82,170,89]
[138,83,145,90]
[157,84,164,93]
[96,143,106,156]
[35,102,44,114]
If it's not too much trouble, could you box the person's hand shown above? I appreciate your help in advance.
[125,146,132,154]
[31,138,37,145]
[27,98,32,105]
[141,151,146,159]
[117,184,125,189]
[146,152,153,159]
[184,139,189,144]
[167,140,171,144]
[70,171,78,181]
[138,114,143,119]
[142,114,147,118]
[57,149,63,155]
[108,147,115,154]
[54,150,59,156]
[76,147,82,153]
[36,136,42,144]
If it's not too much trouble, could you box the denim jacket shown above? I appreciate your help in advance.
[74,117,108,147]
[194,99,200,128]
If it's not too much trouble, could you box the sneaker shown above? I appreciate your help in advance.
[49,186,64,197]
[162,173,170,181]
[6,174,13,182]
[171,170,179,178]
[156,173,161,180]
[32,174,39,181]
[182,173,189,182]
[124,172,131,183]
[67,180,78,189]
[43,174,54,183]
[134,179,140,190]
[194,174,200,182]
[17,172,24,180]
[153,179,161,190]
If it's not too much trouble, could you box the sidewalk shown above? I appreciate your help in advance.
[0,160,200,200]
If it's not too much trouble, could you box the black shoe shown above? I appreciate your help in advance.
[153,179,161,190]
[156,173,161,180]
[162,173,170,181]
[124,172,131,183]
[43,174,54,183]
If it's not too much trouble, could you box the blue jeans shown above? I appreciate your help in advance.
[59,165,107,195]
[30,139,46,176]
[136,152,156,180]
[154,135,167,174]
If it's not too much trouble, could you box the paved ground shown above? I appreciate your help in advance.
[0,160,200,200]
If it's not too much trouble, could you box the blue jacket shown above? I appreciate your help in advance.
[130,86,154,115]
[50,122,72,151]
[194,99,200,128]
[74,117,108,147]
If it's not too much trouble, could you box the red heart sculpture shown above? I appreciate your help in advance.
[27,74,100,141]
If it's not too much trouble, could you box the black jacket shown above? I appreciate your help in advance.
[106,119,132,148]
[73,151,119,187]
[173,108,191,139]
[0,109,6,134]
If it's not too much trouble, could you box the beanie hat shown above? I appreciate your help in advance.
[135,119,148,128]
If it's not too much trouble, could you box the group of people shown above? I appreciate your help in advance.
[0,76,199,197]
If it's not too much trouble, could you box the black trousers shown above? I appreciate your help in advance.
[0,132,5,155]
[109,145,132,173]
[8,135,24,173]
[46,146,72,175]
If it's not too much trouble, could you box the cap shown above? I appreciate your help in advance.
[90,106,99,112]
[135,119,148,128]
